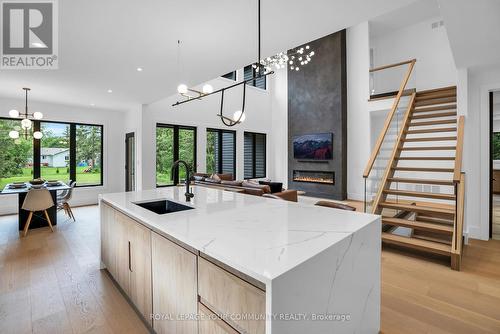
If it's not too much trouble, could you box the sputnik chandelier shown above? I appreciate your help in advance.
[173,0,274,127]
[253,45,316,72]
[8,88,44,141]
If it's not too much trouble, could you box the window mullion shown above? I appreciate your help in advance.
[69,124,76,183]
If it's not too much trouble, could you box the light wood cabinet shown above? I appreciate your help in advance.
[199,303,239,334]
[100,203,117,278]
[198,257,265,334]
[101,202,267,333]
[152,232,198,334]
[128,218,152,322]
[100,203,152,326]
[115,210,131,294]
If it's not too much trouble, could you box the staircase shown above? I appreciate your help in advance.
[364,69,465,270]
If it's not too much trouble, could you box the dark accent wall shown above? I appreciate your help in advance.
[288,30,347,200]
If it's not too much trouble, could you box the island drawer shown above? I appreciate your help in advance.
[198,257,265,334]
[199,302,239,334]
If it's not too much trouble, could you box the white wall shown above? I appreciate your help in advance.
[269,67,288,187]
[464,64,500,239]
[140,71,273,190]
[347,22,371,201]
[370,17,457,93]
[0,98,126,215]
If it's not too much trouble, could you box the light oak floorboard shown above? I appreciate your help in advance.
[0,206,149,334]
[1,204,500,333]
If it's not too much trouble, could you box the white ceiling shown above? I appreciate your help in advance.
[0,0,417,111]
[370,0,440,38]
[437,0,500,69]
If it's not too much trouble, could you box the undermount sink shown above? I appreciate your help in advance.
[133,199,194,215]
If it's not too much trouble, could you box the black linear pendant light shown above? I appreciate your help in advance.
[172,0,273,127]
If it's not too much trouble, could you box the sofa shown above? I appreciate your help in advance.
[192,173,298,202]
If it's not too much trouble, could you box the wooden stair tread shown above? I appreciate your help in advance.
[411,233,452,246]
[417,86,456,96]
[415,97,456,107]
[412,112,457,119]
[403,136,457,142]
[416,92,456,101]
[417,215,455,225]
[409,119,456,126]
[382,217,454,234]
[406,127,456,134]
[387,177,454,186]
[400,146,456,151]
[382,232,451,256]
[383,189,455,200]
[413,104,457,113]
[379,202,455,215]
[392,167,454,172]
[396,156,455,160]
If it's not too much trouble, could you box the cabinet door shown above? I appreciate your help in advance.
[114,210,131,294]
[199,303,238,334]
[129,220,152,325]
[152,232,198,334]
[198,257,265,334]
[100,203,117,277]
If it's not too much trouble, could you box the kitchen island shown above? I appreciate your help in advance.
[99,186,381,334]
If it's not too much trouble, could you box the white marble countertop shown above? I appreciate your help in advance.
[100,186,380,285]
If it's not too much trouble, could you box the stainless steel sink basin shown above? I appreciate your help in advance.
[133,199,194,215]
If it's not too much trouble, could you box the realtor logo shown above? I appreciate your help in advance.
[1,0,58,69]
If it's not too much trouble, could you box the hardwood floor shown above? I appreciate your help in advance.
[0,206,149,334]
[1,205,499,333]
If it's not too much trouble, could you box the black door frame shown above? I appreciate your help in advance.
[125,132,135,192]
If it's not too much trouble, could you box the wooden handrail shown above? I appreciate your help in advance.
[363,59,416,178]
[369,59,416,73]
[371,93,416,214]
[451,172,465,271]
[453,116,465,183]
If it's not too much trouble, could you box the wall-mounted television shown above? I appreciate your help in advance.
[293,133,333,160]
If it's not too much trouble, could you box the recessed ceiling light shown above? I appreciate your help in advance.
[107,89,113,93]
[90,103,95,107]
[137,67,143,72]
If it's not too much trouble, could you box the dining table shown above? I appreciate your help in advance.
[1,181,71,231]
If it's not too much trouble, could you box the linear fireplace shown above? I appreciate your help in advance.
[293,170,335,185]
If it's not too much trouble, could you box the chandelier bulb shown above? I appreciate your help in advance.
[177,84,188,94]
[21,118,32,129]
[233,110,246,123]
[33,111,43,120]
[9,109,19,118]
[202,84,213,94]
[9,130,19,139]
[33,131,43,139]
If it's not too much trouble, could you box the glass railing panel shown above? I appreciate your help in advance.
[364,95,410,213]
[369,63,416,100]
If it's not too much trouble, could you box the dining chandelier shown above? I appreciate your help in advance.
[8,88,44,140]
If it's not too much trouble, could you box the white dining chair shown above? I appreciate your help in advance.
[22,188,55,236]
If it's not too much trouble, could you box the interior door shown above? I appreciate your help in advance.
[125,132,136,192]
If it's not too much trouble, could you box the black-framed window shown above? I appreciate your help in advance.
[206,128,236,179]
[221,71,236,81]
[0,117,103,189]
[244,65,267,90]
[244,132,266,179]
[156,124,197,187]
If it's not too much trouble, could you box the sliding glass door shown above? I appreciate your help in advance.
[156,124,196,187]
